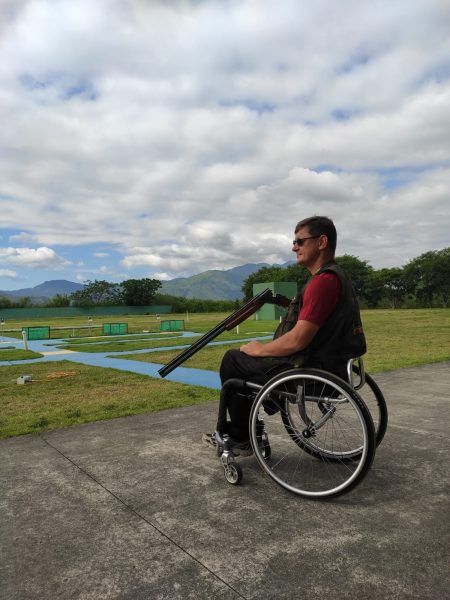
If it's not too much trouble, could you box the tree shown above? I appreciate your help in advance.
[404,248,450,307]
[120,278,161,306]
[0,296,13,309]
[17,296,32,308]
[376,268,407,308]
[70,280,122,307]
[334,255,372,299]
[47,294,71,307]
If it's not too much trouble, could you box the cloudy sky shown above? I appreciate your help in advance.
[1,0,449,290]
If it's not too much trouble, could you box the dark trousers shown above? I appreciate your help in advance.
[219,349,290,442]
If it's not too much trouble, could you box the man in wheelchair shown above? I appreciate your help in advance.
[202,215,367,456]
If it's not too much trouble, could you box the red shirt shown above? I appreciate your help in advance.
[298,272,341,327]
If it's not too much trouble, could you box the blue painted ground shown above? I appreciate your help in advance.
[0,332,272,390]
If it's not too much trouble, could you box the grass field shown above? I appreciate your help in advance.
[1,308,448,440]
[0,361,216,439]
[115,309,450,373]
[1,312,225,339]
[0,348,43,361]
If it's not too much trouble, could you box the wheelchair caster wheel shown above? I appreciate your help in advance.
[224,462,243,485]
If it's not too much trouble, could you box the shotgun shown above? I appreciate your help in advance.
[158,288,290,378]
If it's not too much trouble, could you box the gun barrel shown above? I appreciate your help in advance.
[158,288,274,378]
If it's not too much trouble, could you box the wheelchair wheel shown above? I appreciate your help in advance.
[352,366,388,447]
[224,462,243,485]
[249,368,376,499]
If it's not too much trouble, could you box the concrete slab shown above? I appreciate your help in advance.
[1,362,449,599]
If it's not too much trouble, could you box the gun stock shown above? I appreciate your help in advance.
[158,288,276,378]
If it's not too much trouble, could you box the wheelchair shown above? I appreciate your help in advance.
[213,357,388,499]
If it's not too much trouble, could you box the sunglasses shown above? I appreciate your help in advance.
[292,235,320,246]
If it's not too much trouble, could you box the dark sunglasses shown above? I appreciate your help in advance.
[292,235,320,246]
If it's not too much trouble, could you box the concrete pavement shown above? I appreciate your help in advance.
[1,361,449,599]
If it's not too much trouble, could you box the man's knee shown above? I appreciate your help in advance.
[220,349,242,381]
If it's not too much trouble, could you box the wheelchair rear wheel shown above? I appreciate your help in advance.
[249,368,376,499]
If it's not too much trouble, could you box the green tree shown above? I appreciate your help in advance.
[46,294,71,307]
[376,268,407,308]
[334,255,372,299]
[404,248,450,307]
[120,278,161,306]
[70,280,122,307]
[0,296,13,308]
[17,296,32,308]
[363,271,385,308]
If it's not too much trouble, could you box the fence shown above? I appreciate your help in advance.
[0,304,171,320]
[160,320,185,332]
[102,323,128,335]
[21,326,50,340]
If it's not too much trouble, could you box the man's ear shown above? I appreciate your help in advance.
[318,234,328,250]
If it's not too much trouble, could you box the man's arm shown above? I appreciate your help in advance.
[240,319,319,358]
[240,272,341,360]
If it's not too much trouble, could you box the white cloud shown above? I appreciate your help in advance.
[0,246,70,269]
[0,0,449,281]
[8,231,37,243]
[0,268,17,279]
[153,272,172,281]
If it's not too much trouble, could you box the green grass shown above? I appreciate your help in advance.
[58,336,201,353]
[115,309,450,374]
[1,308,448,441]
[62,332,180,344]
[57,329,269,353]
[0,360,216,439]
[1,312,222,339]
[1,311,269,339]
[0,349,43,361]
[116,343,244,371]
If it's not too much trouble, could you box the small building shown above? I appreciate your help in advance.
[252,282,297,320]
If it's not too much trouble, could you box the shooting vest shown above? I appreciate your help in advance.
[273,261,366,378]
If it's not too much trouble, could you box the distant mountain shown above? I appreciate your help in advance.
[0,280,83,300]
[160,263,270,300]
[0,262,294,303]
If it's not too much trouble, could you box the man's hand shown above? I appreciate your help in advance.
[239,320,320,359]
[240,340,264,356]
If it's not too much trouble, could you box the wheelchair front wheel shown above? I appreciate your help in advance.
[224,462,242,485]
[249,369,376,499]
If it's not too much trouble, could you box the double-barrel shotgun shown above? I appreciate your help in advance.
[158,288,291,378]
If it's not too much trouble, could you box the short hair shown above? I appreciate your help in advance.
[295,216,337,253]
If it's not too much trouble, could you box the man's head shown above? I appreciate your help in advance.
[293,216,337,272]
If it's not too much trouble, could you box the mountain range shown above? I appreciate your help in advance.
[0,280,84,302]
[0,263,278,301]
[159,263,270,300]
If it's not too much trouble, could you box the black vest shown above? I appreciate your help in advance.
[273,262,366,377]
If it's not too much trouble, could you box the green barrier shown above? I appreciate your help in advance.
[102,323,128,335]
[22,326,50,340]
[160,320,185,332]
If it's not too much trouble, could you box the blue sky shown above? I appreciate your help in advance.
[1,0,449,290]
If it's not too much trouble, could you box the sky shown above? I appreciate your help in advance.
[1,0,449,290]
